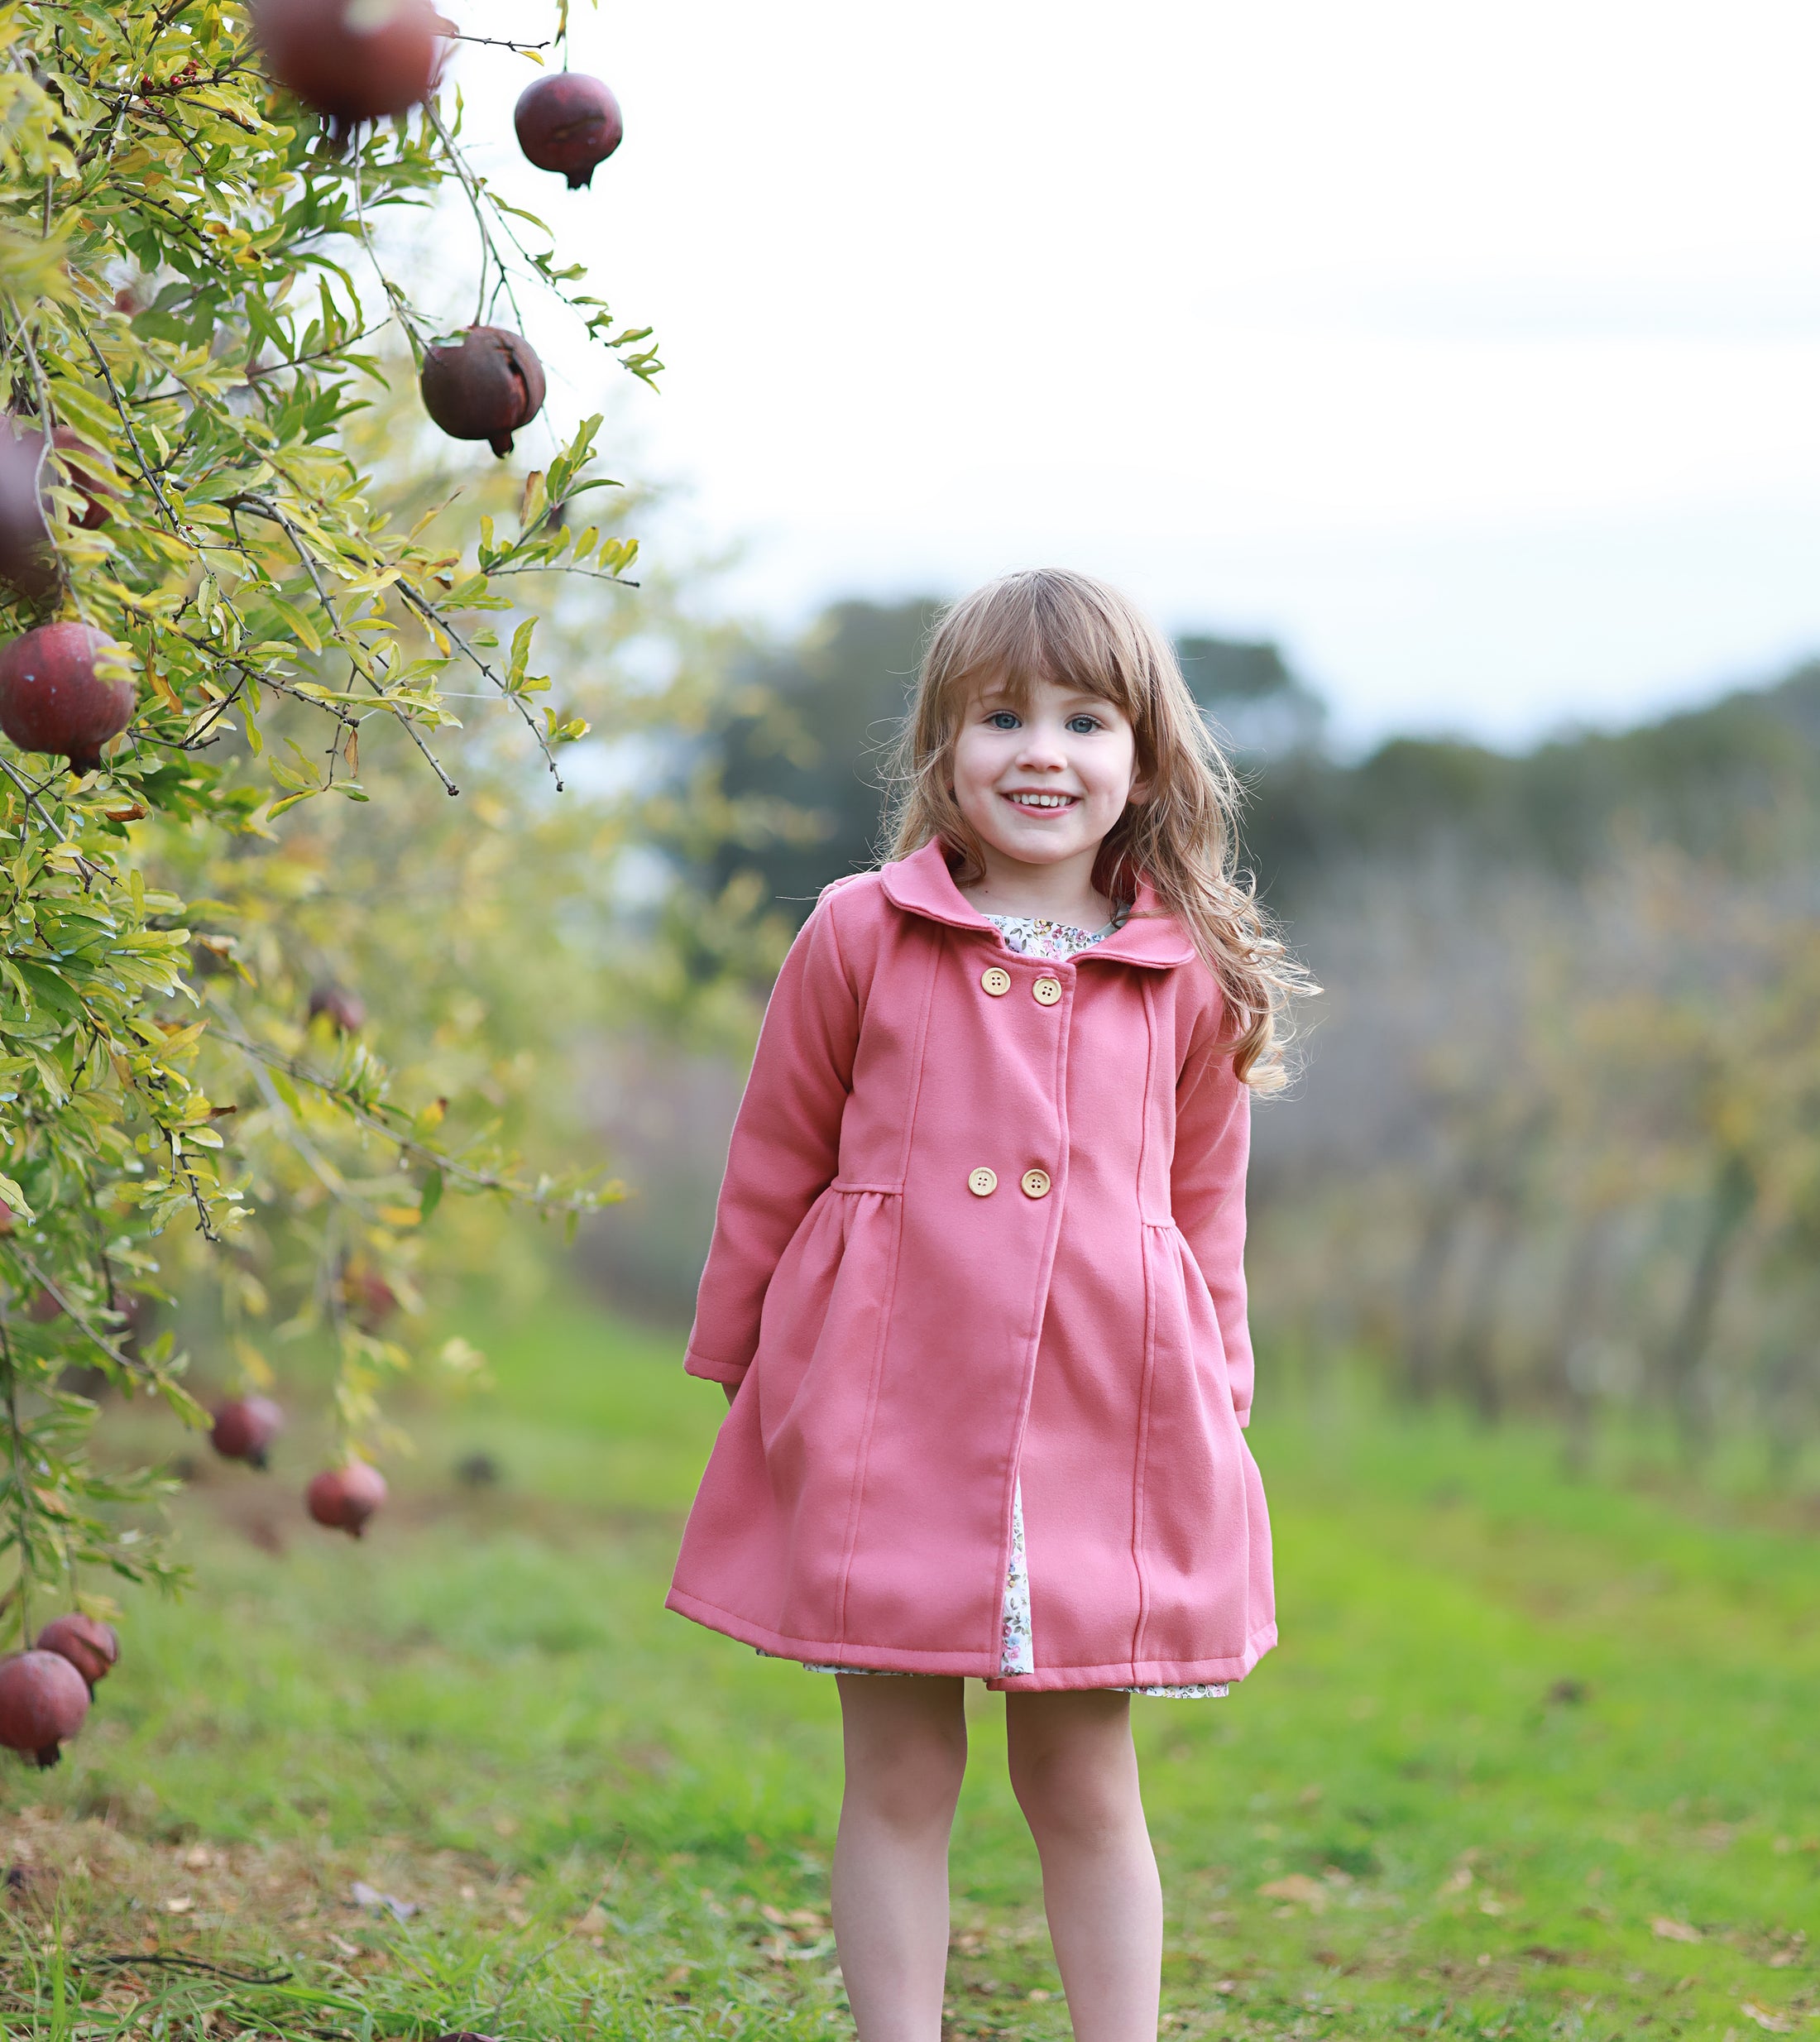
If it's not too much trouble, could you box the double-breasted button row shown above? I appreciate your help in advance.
[979,966,1064,1005]
[967,1166,1051,1199]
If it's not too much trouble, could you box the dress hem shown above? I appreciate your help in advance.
[664,1585,1276,1690]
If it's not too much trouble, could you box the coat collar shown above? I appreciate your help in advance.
[878,839,1197,971]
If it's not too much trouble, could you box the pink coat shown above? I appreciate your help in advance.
[666,839,1276,1690]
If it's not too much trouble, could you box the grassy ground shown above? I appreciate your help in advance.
[2,1286,1816,2040]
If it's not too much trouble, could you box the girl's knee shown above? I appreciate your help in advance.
[1006,1713,1142,1843]
[841,1681,968,1828]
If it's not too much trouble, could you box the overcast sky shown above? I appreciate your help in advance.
[442,0,1820,750]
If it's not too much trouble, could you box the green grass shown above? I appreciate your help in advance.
[2,1286,1816,2040]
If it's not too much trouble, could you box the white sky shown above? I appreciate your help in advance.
[440,0,1820,749]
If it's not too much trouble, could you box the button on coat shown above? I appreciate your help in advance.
[667,840,1274,1691]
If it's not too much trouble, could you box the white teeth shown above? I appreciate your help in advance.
[1008,793,1073,808]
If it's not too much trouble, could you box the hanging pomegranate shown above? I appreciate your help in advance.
[46,430,116,532]
[249,0,448,135]
[341,1266,398,1329]
[308,982,366,1033]
[514,72,624,189]
[0,1651,91,1767]
[307,1460,387,1537]
[0,622,136,774]
[211,1395,285,1469]
[0,422,117,606]
[0,423,57,606]
[419,326,545,458]
[34,1614,120,1694]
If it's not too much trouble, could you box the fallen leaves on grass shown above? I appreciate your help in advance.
[1258,1874,1327,1913]
[1740,2002,1797,2033]
[1652,1916,1703,1944]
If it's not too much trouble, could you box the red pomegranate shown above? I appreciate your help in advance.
[0,421,57,605]
[342,1267,398,1328]
[307,1460,387,1537]
[419,326,546,458]
[211,1394,285,1469]
[0,622,136,773]
[250,0,448,132]
[46,429,115,532]
[34,1613,119,1693]
[308,982,366,1032]
[0,1650,91,1767]
[26,1287,62,1323]
[514,72,623,189]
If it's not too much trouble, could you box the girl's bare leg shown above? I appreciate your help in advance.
[1004,1689,1162,2042]
[832,1675,968,2042]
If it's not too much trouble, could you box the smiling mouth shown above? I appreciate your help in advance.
[1003,790,1079,812]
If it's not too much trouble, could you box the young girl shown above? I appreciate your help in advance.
[667,569,1304,2040]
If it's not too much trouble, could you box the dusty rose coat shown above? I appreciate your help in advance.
[665,840,1275,1690]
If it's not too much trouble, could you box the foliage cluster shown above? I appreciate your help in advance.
[0,0,711,1640]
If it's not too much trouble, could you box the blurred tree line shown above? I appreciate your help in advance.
[591,599,1820,1481]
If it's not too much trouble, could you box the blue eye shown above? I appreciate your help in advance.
[1066,714,1102,734]
[986,711,1021,731]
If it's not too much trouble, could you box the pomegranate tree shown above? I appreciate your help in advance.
[0,621,136,773]
[0,0,649,1666]
[515,73,624,189]
[0,1651,90,1767]
[419,327,547,458]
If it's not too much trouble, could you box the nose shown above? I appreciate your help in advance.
[1013,729,1067,770]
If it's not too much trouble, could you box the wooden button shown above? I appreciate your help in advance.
[1021,1168,1051,1199]
[1032,977,1062,1006]
[968,1167,998,1197]
[980,966,1011,997]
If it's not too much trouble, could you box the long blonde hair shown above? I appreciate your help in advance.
[884,568,1313,1091]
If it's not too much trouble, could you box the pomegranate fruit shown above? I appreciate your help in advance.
[34,1613,119,1692]
[514,72,624,189]
[0,1651,90,1767]
[0,421,56,605]
[419,326,546,458]
[307,1460,387,1537]
[26,1287,62,1323]
[308,982,366,1033]
[47,429,115,532]
[211,1394,285,1469]
[250,0,448,132]
[342,1267,398,1328]
[0,621,136,773]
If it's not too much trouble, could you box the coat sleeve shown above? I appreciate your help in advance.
[1171,1009,1255,1427]
[683,893,861,1386]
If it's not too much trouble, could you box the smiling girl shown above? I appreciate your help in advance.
[667,569,1310,2041]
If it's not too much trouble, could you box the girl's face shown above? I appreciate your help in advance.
[950,673,1142,880]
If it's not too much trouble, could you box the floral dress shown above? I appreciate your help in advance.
[798,913,1228,1699]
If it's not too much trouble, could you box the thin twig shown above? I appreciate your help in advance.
[84,1953,294,1985]
[227,494,461,794]
[392,580,563,788]
[218,1019,611,1214]
[84,332,184,533]
[0,753,107,888]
